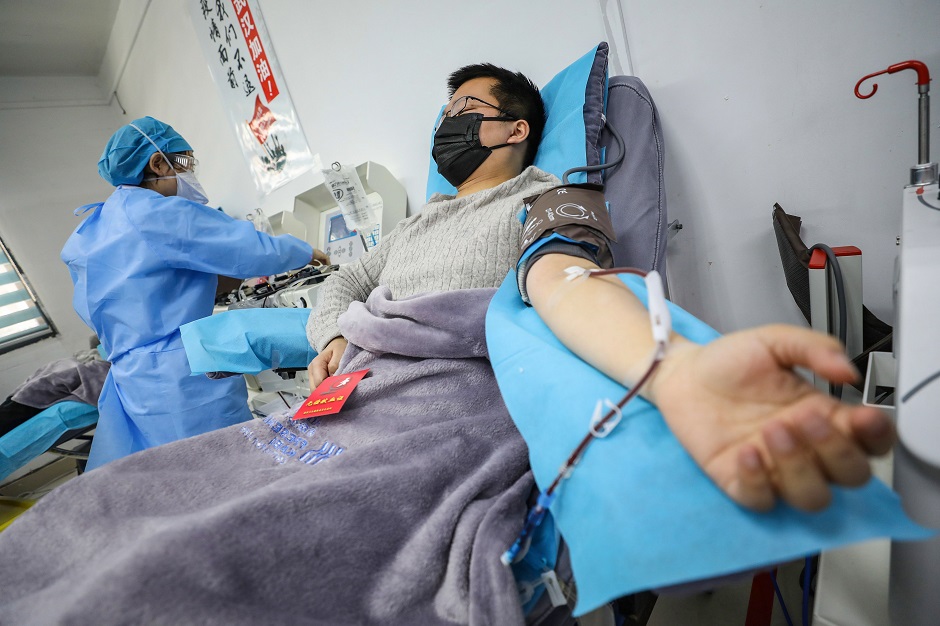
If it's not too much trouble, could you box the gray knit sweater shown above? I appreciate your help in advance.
[306,166,559,351]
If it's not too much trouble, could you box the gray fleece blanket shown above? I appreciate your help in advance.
[0,287,535,626]
[11,356,110,408]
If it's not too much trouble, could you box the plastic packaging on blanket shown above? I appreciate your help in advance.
[486,271,932,616]
[0,401,97,481]
[180,308,317,375]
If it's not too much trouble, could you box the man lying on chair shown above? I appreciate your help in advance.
[309,62,894,513]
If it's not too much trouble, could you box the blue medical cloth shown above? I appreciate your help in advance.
[181,308,316,375]
[0,402,97,481]
[60,185,313,469]
[486,272,932,616]
[98,116,192,186]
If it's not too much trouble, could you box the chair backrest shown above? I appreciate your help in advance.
[772,203,813,323]
[600,75,668,273]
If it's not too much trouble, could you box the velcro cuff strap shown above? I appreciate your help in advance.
[520,183,616,274]
[521,183,616,253]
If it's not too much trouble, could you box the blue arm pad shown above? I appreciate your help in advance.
[486,271,930,616]
[180,308,317,375]
[0,402,98,481]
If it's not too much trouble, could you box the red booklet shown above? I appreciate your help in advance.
[292,368,370,420]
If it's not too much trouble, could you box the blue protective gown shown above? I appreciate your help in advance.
[61,186,313,470]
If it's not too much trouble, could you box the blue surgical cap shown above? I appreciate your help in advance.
[97,116,193,186]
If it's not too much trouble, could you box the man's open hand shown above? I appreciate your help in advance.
[649,325,895,512]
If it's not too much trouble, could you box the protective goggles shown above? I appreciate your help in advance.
[167,153,199,173]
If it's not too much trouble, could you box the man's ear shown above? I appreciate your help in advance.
[507,119,530,145]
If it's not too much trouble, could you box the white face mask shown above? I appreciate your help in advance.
[141,168,210,205]
[174,169,209,205]
[130,122,209,205]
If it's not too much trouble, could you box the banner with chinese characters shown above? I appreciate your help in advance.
[190,0,317,196]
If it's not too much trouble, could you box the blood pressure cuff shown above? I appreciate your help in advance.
[516,183,616,304]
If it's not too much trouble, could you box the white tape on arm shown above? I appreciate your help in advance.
[644,270,672,348]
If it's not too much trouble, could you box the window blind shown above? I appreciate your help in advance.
[0,238,55,353]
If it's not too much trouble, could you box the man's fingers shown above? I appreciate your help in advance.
[308,354,330,391]
[307,359,317,393]
[328,350,343,376]
[756,325,859,385]
[763,421,832,511]
[848,407,896,456]
[727,445,775,512]
[794,410,871,487]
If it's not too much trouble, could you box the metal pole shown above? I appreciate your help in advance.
[918,86,930,164]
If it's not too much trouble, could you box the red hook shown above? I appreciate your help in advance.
[855,60,931,99]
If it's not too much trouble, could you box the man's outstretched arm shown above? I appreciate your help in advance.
[524,252,895,512]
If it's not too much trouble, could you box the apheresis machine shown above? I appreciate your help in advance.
[215,161,407,414]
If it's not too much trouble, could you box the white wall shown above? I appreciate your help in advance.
[0,0,145,396]
[0,104,124,395]
[621,0,940,332]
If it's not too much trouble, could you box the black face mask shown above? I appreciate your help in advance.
[431,113,516,187]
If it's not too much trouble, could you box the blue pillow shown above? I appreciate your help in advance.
[426,42,610,200]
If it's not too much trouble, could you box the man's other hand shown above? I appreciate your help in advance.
[308,336,348,391]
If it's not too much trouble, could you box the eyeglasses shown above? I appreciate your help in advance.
[168,153,198,173]
[435,95,516,131]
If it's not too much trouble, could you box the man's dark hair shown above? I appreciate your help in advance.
[447,63,545,168]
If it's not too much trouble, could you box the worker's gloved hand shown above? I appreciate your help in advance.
[307,336,348,391]
[311,249,330,266]
[647,325,896,513]
[206,371,241,379]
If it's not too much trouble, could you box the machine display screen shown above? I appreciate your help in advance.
[328,214,353,242]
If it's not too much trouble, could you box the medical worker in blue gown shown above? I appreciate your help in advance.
[61,116,325,470]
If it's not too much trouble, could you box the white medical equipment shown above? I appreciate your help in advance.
[267,161,407,310]
[888,178,940,625]
[807,246,863,393]
[807,59,940,626]
[218,161,406,312]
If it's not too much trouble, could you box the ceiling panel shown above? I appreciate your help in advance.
[0,0,120,76]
